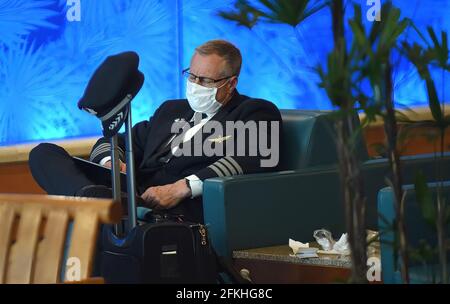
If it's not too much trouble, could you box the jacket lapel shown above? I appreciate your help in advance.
[208,90,241,123]
[141,105,194,167]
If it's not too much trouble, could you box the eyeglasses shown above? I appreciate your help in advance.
[182,68,234,88]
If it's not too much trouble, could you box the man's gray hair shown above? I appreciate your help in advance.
[195,39,242,77]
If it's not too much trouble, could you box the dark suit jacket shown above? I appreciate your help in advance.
[89,90,282,222]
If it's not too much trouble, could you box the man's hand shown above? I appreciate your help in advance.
[104,160,127,173]
[140,179,192,210]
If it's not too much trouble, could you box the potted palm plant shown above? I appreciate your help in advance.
[220,0,370,282]
[219,0,443,283]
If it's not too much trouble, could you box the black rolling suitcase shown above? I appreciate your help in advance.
[78,52,217,284]
[98,214,217,284]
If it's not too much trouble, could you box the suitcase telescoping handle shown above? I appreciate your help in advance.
[124,104,137,230]
[110,104,137,234]
[110,134,124,236]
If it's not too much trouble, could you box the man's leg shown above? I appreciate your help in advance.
[29,142,147,210]
[28,143,101,196]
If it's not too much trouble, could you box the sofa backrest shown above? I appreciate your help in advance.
[279,109,369,170]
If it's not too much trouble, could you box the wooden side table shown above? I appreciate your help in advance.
[233,245,354,284]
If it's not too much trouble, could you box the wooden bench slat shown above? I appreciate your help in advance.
[0,205,15,284]
[65,211,99,282]
[6,207,42,284]
[33,211,69,284]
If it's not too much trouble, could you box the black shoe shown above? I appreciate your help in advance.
[75,184,146,206]
[75,185,113,198]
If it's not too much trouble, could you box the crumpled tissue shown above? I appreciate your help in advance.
[288,238,318,258]
[288,238,309,254]
[313,229,350,255]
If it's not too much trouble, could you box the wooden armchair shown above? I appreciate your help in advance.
[0,194,121,284]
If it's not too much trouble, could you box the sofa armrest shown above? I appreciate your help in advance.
[203,168,344,258]
[203,153,450,259]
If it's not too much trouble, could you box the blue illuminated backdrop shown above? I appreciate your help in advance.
[0,0,448,145]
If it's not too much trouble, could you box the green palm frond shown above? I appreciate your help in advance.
[315,45,353,107]
[218,0,263,29]
[219,0,327,28]
[423,27,450,71]
[402,25,449,132]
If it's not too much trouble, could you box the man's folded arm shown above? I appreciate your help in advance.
[185,149,270,197]
[90,136,125,164]
[89,113,161,166]
[89,101,167,165]
[185,154,275,199]
[194,154,263,180]
[89,124,146,165]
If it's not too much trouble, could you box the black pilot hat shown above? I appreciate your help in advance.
[78,51,144,138]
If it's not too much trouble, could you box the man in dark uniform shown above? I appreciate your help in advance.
[29,40,282,223]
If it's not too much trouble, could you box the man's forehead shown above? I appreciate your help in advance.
[190,53,226,76]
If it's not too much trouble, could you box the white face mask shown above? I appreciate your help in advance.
[186,80,227,115]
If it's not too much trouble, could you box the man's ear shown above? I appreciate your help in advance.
[229,76,238,92]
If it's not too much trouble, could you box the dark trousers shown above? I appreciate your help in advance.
[29,143,102,196]
[28,143,204,223]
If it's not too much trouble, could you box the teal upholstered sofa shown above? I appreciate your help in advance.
[203,109,450,258]
[378,183,450,283]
